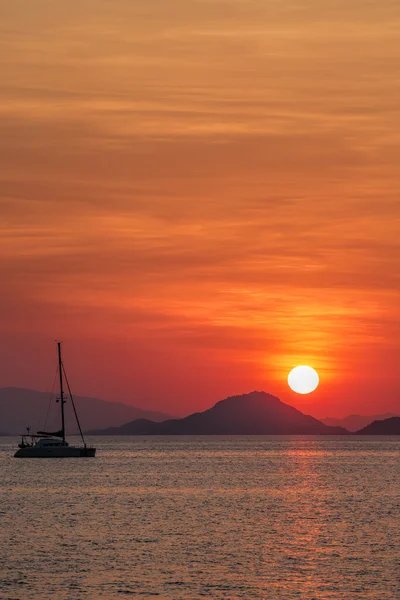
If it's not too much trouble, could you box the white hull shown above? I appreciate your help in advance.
[14,446,96,458]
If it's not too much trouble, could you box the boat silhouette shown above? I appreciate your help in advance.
[14,342,96,458]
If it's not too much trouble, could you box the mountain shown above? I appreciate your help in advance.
[90,391,349,435]
[322,413,398,432]
[356,417,400,435]
[0,387,173,435]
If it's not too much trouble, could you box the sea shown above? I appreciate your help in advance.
[1,436,399,599]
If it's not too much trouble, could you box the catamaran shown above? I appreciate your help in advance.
[14,342,96,458]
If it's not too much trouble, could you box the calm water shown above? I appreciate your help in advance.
[1,436,399,599]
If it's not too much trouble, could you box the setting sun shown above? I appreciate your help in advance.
[288,366,319,395]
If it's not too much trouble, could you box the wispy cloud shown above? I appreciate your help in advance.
[0,0,399,413]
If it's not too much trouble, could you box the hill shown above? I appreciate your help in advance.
[356,417,400,435]
[0,387,173,435]
[89,391,349,435]
[322,413,397,432]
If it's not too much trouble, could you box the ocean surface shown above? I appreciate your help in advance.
[1,436,399,599]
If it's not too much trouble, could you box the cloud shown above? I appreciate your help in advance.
[0,0,399,413]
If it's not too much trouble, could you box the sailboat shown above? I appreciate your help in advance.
[14,342,96,458]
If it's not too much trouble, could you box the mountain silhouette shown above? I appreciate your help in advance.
[89,391,348,435]
[322,413,397,432]
[356,417,400,435]
[0,387,173,435]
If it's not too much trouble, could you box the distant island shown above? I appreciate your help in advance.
[322,413,398,432]
[3,387,397,438]
[0,387,174,435]
[356,417,400,435]
[88,391,349,435]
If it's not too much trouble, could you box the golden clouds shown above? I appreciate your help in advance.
[0,1,399,413]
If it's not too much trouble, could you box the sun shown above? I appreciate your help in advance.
[288,366,319,394]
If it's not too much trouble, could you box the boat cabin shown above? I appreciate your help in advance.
[35,438,68,447]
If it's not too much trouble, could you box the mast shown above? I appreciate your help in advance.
[57,342,66,442]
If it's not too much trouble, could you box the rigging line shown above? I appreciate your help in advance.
[62,363,86,447]
[43,365,59,432]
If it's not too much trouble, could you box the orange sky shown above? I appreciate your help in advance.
[1,1,399,418]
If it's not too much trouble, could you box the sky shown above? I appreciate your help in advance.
[1,0,399,418]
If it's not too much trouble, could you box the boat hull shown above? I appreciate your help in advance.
[14,446,96,458]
